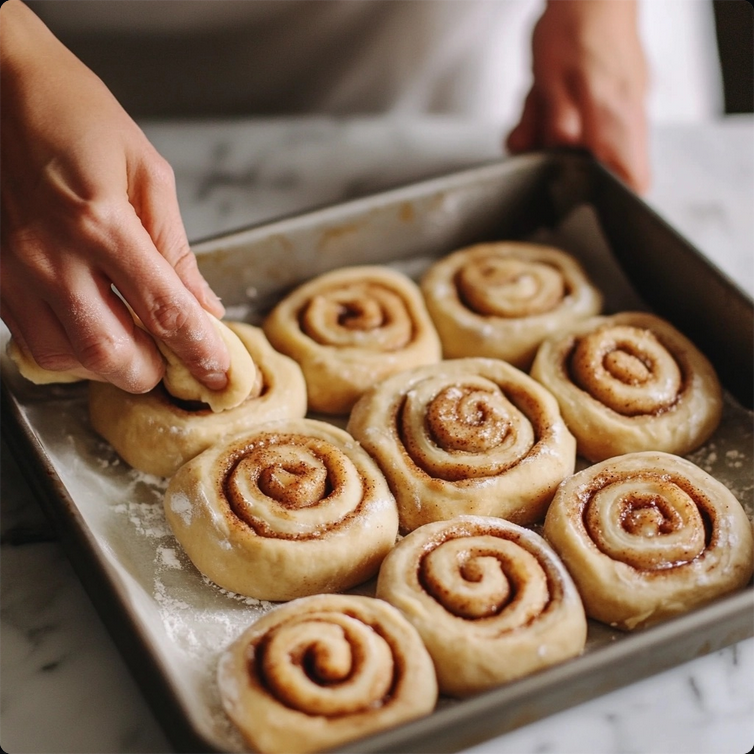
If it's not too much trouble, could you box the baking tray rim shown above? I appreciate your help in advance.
[2,149,752,753]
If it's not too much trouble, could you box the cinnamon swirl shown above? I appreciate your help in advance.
[347,357,576,532]
[163,418,399,600]
[217,594,437,754]
[262,265,441,414]
[89,323,307,477]
[376,516,587,697]
[420,242,602,369]
[530,312,723,462]
[543,451,754,630]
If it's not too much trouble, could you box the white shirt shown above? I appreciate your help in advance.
[28,0,723,125]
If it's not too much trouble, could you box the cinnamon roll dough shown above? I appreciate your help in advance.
[262,265,441,414]
[376,516,587,697]
[530,312,723,462]
[6,338,87,384]
[156,313,257,412]
[163,418,399,600]
[420,242,602,369]
[89,323,307,477]
[543,451,754,630]
[5,312,255,407]
[347,357,576,532]
[217,594,437,754]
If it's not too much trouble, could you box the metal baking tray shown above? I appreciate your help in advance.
[2,150,752,754]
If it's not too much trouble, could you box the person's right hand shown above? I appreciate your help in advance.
[0,0,229,393]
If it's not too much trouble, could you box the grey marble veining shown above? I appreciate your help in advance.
[146,117,508,242]
[1,116,752,754]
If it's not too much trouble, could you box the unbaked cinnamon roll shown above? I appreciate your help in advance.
[530,312,723,462]
[544,451,754,630]
[6,312,257,405]
[156,313,258,413]
[376,516,587,697]
[89,323,307,477]
[420,242,602,369]
[262,265,441,414]
[163,418,399,600]
[347,357,576,532]
[217,594,437,754]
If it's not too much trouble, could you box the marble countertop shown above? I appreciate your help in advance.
[1,115,752,754]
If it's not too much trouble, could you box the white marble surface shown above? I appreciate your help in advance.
[1,115,753,754]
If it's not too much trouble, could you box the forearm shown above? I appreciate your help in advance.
[540,0,640,26]
[1,0,230,392]
[0,0,76,99]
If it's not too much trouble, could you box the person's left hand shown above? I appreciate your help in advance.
[506,0,650,194]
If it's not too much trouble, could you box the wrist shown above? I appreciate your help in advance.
[543,0,639,27]
[1,2,47,73]
[1,1,79,93]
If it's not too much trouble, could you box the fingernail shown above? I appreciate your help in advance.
[204,370,228,391]
[202,282,225,313]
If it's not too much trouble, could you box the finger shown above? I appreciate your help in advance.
[1,223,168,390]
[577,84,651,193]
[2,290,79,372]
[97,205,230,390]
[47,272,167,392]
[530,69,584,150]
[2,294,107,384]
[541,89,583,148]
[506,89,540,153]
[130,154,225,318]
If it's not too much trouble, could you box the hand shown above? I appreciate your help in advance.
[0,0,229,393]
[507,0,650,194]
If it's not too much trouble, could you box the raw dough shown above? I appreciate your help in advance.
[347,357,576,532]
[420,242,602,369]
[530,312,723,461]
[376,516,587,697]
[217,593,437,754]
[543,451,754,630]
[89,323,307,477]
[5,313,256,409]
[6,338,86,384]
[157,313,257,412]
[263,265,441,414]
[163,418,399,600]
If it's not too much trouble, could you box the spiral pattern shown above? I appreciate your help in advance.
[530,312,723,462]
[263,265,441,414]
[401,375,535,481]
[89,323,308,477]
[301,283,413,350]
[569,324,682,416]
[420,242,602,368]
[223,436,366,538]
[217,594,437,754]
[544,451,754,630]
[163,419,399,600]
[376,516,587,697]
[584,476,705,569]
[347,358,576,531]
[456,253,565,317]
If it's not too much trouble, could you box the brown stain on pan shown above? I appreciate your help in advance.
[316,222,364,257]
